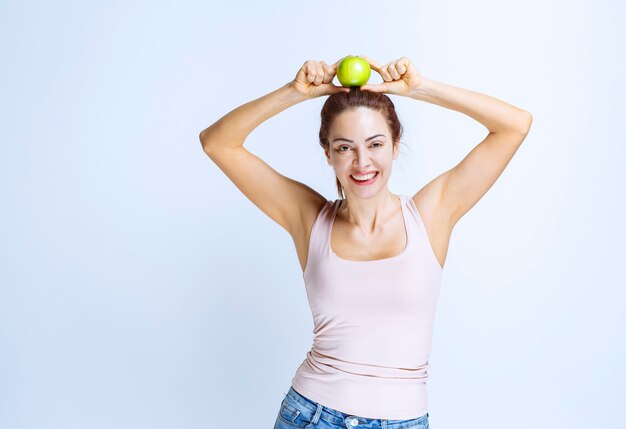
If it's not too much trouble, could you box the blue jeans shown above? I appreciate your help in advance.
[273,386,430,429]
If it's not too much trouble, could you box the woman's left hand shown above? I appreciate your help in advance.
[359,56,424,96]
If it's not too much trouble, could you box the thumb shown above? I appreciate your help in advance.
[330,84,350,94]
[360,83,386,92]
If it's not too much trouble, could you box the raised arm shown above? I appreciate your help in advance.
[409,76,532,226]
[199,83,307,150]
[199,58,349,235]
[360,56,533,227]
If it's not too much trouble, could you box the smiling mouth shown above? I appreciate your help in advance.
[350,171,379,184]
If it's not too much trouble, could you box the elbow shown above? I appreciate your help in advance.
[199,129,211,152]
[519,110,533,135]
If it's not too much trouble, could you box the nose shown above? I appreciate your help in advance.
[353,148,371,168]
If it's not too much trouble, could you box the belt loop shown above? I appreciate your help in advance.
[307,403,323,426]
[381,419,387,429]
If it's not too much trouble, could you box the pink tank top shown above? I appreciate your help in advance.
[291,194,443,420]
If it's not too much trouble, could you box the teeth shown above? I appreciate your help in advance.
[352,172,376,181]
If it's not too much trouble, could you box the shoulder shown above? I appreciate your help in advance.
[410,174,453,231]
[293,194,333,239]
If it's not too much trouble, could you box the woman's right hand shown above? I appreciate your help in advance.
[289,58,351,99]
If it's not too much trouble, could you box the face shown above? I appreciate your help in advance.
[325,107,399,198]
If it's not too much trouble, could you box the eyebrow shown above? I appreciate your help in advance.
[331,134,386,144]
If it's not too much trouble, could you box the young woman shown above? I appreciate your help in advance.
[200,56,532,429]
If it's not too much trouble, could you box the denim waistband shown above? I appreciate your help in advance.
[285,386,429,427]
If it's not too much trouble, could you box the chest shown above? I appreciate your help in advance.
[330,211,408,261]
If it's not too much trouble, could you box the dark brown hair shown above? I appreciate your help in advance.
[319,87,404,199]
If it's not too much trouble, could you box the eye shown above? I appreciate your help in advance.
[336,142,382,152]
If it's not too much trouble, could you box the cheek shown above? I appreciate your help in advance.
[334,158,351,169]
[380,159,394,174]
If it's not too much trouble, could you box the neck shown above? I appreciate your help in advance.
[339,190,398,234]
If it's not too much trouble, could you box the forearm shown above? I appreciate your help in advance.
[199,82,308,151]
[409,77,532,134]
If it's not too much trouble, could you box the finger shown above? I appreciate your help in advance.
[357,55,384,72]
[321,62,333,84]
[306,62,316,83]
[388,63,401,80]
[314,62,324,85]
[395,60,407,76]
[296,63,308,81]
[332,55,351,73]
[380,65,393,82]
[398,56,411,74]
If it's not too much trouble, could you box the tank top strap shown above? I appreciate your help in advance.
[399,194,417,244]
[403,194,428,238]
[325,198,346,258]
[404,193,444,271]
[304,200,336,275]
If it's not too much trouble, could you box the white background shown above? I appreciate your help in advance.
[1,1,624,428]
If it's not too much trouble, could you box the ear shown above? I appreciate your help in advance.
[324,147,333,165]
[392,141,400,160]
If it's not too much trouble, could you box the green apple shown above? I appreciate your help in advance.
[337,55,371,87]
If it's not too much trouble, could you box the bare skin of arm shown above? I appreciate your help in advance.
[200,83,307,151]
[200,59,349,272]
[408,76,532,228]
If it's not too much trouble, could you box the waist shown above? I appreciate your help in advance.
[290,350,430,419]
